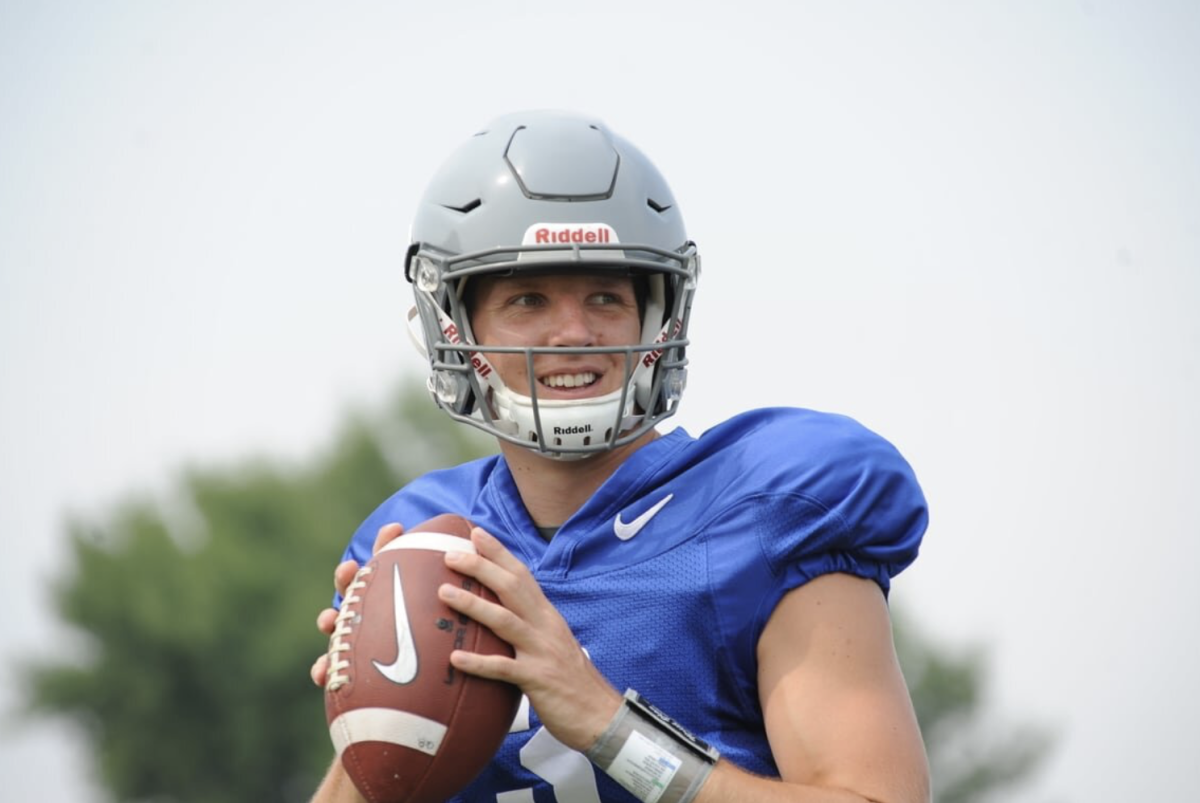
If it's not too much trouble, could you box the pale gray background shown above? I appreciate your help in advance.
[3,2,1197,800]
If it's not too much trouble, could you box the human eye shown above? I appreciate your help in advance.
[508,292,545,308]
[591,289,634,308]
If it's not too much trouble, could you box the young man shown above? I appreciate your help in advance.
[311,111,930,803]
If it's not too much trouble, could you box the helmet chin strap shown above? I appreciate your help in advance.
[490,384,645,460]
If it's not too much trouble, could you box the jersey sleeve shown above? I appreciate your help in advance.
[700,409,928,701]
[762,414,927,592]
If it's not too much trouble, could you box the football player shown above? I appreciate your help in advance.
[311,110,930,803]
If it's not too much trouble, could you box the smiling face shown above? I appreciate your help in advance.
[466,272,644,402]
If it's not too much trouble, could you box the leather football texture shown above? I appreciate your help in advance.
[325,514,520,803]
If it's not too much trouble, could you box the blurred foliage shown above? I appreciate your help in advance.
[896,615,1056,803]
[23,381,1050,802]
[22,384,493,803]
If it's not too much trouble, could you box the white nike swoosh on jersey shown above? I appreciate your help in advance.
[613,493,674,541]
[372,564,419,685]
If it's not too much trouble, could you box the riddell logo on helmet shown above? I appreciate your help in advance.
[641,320,683,368]
[442,321,492,379]
[523,223,619,246]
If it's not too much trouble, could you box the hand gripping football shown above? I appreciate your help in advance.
[324,514,520,803]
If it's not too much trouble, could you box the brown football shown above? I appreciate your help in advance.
[324,514,520,803]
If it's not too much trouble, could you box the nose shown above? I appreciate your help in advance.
[546,297,596,347]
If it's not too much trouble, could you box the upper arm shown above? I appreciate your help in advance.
[756,573,930,803]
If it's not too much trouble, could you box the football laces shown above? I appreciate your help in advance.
[325,565,374,692]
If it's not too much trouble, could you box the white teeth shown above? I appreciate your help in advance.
[542,372,597,389]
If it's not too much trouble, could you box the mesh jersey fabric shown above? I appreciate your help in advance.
[333,406,928,801]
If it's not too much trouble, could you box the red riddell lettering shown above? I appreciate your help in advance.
[641,321,683,368]
[470,354,492,379]
[442,321,491,378]
[534,226,611,245]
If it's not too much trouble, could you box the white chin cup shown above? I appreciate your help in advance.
[491,383,641,458]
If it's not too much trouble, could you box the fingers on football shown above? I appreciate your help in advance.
[469,526,527,576]
[372,522,404,554]
[316,607,339,636]
[333,560,360,598]
[311,653,329,688]
[452,527,537,607]
[448,646,516,683]
[438,579,521,638]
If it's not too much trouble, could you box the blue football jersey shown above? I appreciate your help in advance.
[334,407,928,802]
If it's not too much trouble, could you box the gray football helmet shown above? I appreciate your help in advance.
[405,110,700,458]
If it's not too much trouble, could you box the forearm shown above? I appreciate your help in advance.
[694,759,929,803]
[583,690,927,803]
[310,756,365,803]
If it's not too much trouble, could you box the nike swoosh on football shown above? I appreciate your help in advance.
[372,564,419,685]
[613,493,674,541]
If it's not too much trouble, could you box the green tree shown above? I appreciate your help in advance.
[22,384,493,803]
[21,382,1052,801]
[896,614,1055,803]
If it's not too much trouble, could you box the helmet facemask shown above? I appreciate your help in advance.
[407,239,699,459]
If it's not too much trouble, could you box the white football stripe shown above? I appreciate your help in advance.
[329,708,448,757]
[380,531,478,555]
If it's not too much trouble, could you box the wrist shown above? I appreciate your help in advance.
[579,690,626,754]
[585,689,719,803]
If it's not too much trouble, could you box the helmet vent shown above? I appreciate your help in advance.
[442,198,482,214]
[647,198,672,214]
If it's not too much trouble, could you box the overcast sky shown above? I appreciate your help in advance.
[2,2,1198,801]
